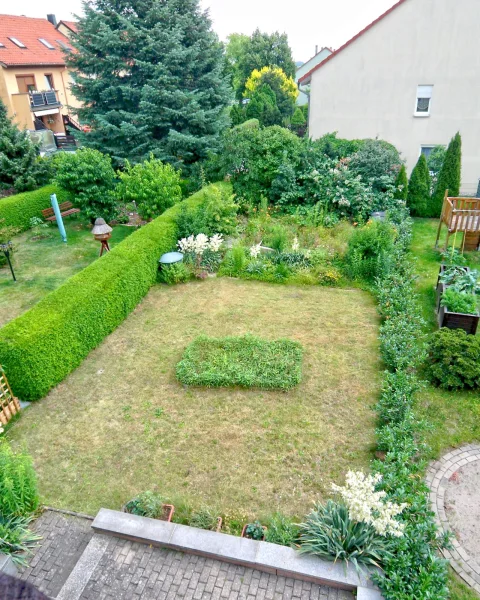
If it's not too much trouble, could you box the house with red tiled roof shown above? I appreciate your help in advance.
[300,0,480,195]
[56,20,77,39]
[0,13,81,136]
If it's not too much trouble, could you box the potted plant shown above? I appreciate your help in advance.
[241,521,267,541]
[123,491,174,522]
[438,288,479,335]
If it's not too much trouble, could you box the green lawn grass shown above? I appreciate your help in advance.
[411,219,479,461]
[0,217,133,328]
[176,334,303,390]
[7,279,380,519]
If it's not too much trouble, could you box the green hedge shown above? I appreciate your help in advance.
[0,185,71,231]
[0,183,231,401]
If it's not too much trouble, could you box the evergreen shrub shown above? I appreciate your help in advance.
[426,328,480,390]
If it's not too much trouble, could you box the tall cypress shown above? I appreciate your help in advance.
[407,155,430,217]
[66,0,232,169]
[394,164,408,200]
[431,132,462,217]
[0,99,39,192]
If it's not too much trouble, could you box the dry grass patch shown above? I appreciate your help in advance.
[8,279,380,518]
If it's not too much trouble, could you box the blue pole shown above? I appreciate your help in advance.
[50,193,67,243]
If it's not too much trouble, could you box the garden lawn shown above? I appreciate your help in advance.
[0,218,133,328]
[7,278,380,519]
[412,219,480,460]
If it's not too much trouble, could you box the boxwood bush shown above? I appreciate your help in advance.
[0,183,230,401]
[0,185,71,232]
[426,328,480,390]
[370,209,449,599]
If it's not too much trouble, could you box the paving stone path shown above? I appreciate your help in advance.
[19,510,94,598]
[426,444,480,594]
[19,510,353,600]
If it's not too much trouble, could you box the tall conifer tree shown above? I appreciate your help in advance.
[0,100,39,192]
[407,155,430,217]
[431,132,462,217]
[66,0,232,168]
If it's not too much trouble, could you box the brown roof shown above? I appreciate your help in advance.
[57,20,77,34]
[298,0,409,84]
[0,14,72,67]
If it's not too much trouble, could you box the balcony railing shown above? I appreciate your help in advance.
[29,90,61,109]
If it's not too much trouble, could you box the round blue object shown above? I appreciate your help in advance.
[159,252,184,265]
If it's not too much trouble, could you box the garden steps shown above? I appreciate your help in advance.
[74,508,383,598]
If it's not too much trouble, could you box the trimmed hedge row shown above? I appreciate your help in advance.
[0,185,71,231]
[370,209,449,599]
[0,183,230,401]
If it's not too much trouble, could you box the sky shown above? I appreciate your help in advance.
[7,0,396,63]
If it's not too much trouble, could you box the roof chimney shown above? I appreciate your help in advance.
[47,14,57,27]
[315,45,319,55]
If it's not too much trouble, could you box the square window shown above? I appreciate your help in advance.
[420,146,435,158]
[415,85,433,116]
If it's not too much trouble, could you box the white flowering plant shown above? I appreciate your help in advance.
[298,471,407,572]
[177,233,224,277]
[249,242,262,259]
[331,471,407,537]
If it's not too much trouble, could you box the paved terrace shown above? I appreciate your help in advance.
[17,509,383,600]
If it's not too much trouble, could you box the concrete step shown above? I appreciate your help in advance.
[55,534,109,600]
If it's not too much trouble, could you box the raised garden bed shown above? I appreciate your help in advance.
[436,282,479,335]
[436,266,479,334]
[435,265,471,311]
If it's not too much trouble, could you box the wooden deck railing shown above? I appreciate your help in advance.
[436,192,480,250]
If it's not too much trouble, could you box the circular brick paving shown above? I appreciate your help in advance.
[426,444,480,593]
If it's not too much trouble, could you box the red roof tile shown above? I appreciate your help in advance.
[0,14,72,67]
[57,20,77,34]
[298,0,409,84]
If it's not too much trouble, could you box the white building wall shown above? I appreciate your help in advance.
[308,0,480,194]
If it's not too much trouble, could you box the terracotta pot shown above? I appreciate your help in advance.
[241,524,267,541]
[122,502,175,522]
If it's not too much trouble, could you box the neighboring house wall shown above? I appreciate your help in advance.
[306,0,480,195]
[296,48,332,106]
[56,22,77,39]
[0,65,81,132]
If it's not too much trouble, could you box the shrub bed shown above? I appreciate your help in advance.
[176,334,303,390]
[0,183,230,401]
[426,328,480,390]
[0,185,71,232]
[370,209,449,599]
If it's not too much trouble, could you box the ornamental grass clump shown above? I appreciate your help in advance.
[298,471,406,572]
[298,502,393,572]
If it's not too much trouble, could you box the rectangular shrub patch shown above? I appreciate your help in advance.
[176,334,303,390]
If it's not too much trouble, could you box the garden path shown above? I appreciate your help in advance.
[427,444,480,594]
[19,509,352,600]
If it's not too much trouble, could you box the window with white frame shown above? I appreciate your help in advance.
[420,145,435,158]
[415,85,433,116]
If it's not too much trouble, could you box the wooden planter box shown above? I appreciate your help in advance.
[435,265,471,312]
[241,524,267,541]
[123,503,175,522]
[437,285,479,335]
